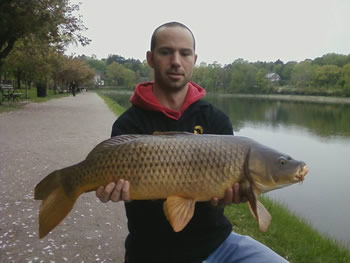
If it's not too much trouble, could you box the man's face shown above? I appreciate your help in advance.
[147,26,197,92]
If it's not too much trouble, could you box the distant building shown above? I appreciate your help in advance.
[265,73,281,83]
[94,73,104,86]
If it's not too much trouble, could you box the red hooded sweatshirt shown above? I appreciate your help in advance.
[130,81,206,120]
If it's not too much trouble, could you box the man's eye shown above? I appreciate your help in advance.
[159,49,171,55]
[181,51,192,56]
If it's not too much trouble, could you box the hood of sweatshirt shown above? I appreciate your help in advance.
[130,81,206,120]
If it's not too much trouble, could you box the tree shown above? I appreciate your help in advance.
[0,0,89,74]
[122,68,137,89]
[81,55,107,85]
[314,65,342,88]
[313,53,350,67]
[341,63,350,95]
[87,58,107,74]
[228,59,258,93]
[3,37,56,97]
[57,57,95,89]
[290,61,315,88]
[48,50,66,94]
[256,70,272,93]
[106,62,124,86]
[138,60,153,82]
[279,61,297,84]
[106,62,136,88]
[192,63,223,92]
[106,54,125,65]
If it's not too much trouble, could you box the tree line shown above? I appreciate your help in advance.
[80,54,153,89]
[4,47,350,98]
[84,53,350,97]
[191,54,350,97]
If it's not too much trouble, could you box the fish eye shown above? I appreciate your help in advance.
[279,157,287,165]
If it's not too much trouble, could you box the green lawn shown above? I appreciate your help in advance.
[0,87,70,113]
[97,93,126,116]
[225,196,350,263]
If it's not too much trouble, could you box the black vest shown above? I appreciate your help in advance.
[111,100,234,263]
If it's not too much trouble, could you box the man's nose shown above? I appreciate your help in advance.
[170,52,181,67]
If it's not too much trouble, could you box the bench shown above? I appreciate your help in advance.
[0,84,24,102]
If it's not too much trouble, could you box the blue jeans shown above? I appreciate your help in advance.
[204,232,288,263]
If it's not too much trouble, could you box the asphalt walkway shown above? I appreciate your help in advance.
[0,92,127,262]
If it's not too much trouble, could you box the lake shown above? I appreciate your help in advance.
[102,90,350,247]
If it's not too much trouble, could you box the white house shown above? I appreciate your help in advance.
[265,73,281,82]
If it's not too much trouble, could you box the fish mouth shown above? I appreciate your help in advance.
[295,165,309,182]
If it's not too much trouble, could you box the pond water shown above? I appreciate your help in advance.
[103,90,350,247]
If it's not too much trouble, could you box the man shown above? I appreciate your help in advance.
[70,81,76,96]
[96,22,287,263]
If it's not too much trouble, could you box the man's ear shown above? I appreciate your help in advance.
[146,51,154,68]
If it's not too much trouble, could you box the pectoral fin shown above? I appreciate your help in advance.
[248,200,271,232]
[247,189,271,232]
[163,196,196,232]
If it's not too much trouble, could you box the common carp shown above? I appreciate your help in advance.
[34,132,308,238]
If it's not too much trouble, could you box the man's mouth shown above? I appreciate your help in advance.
[167,72,183,80]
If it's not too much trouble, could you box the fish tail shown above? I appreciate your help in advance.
[34,169,79,238]
[35,170,62,200]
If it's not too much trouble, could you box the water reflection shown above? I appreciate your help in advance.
[205,95,350,140]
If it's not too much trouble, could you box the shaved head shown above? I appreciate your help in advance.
[150,22,196,51]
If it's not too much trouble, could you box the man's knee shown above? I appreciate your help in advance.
[205,233,288,263]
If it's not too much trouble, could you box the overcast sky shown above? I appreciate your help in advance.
[67,0,350,65]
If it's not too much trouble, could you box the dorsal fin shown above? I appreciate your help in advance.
[86,135,141,159]
[152,131,194,136]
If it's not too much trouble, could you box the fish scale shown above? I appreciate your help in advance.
[34,132,308,238]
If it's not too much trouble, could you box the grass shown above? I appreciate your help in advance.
[27,88,70,103]
[97,92,126,116]
[0,87,70,113]
[225,196,350,262]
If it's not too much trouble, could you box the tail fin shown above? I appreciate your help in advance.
[34,170,79,238]
[35,170,62,200]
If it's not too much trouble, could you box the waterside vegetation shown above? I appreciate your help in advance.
[226,197,350,263]
[98,93,126,116]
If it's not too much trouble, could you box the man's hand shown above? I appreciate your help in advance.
[96,179,130,203]
[211,183,246,207]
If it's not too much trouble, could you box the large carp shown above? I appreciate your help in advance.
[34,132,308,238]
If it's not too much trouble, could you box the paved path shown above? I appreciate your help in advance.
[0,93,127,262]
